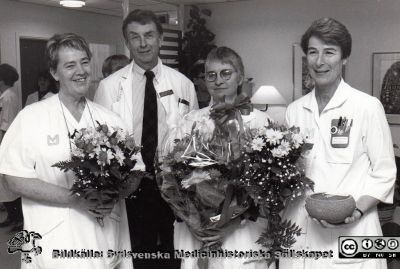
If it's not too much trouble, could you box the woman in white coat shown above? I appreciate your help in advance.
[0,33,133,269]
[282,18,396,269]
[175,46,274,269]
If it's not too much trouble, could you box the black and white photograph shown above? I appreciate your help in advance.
[0,1,399,269]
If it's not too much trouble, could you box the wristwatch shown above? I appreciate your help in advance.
[355,207,364,217]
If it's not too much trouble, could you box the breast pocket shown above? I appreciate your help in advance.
[178,98,190,115]
[111,101,123,115]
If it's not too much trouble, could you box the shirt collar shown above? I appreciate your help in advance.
[303,79,350,112]
[132,58,162,84]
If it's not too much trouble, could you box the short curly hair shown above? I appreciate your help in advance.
[301,18,352,59]
[46,33,92,72]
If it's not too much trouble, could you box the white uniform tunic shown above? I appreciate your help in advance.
[282,80,396,269]
[174,106,275,269]
[0,95,132,269]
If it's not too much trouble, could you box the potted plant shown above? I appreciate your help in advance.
[179,5,216,78]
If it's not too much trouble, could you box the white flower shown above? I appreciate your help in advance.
[271,147,285,158]
[251,137,265,151]
[292,133,303,148]
[114,147,125,166]
[279,140,291,155]
[257,127,268,136]
[265,128,283,145]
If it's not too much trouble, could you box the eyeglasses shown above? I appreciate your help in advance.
[205,69,235,82]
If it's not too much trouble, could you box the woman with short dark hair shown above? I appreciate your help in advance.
[283,18,396,269]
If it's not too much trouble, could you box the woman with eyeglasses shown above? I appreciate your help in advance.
[174,46,274,269]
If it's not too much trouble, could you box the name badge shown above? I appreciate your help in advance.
[330,117,352,148]
[159,89,174,98]
[47,135,59,146]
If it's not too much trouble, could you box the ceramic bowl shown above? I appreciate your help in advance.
[305,192,356,224]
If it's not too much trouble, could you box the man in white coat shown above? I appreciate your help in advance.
[94,9,198,269]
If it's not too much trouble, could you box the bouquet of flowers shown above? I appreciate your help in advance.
[53,122,147,226]
[235,120,314,263]
[157,96,255,257]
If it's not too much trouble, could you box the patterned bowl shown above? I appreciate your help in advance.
[305,193,356,224]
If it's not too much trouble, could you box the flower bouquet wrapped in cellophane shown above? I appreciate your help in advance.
[157,94,256,268]
[234,120,314,265]
[53,121,148,226]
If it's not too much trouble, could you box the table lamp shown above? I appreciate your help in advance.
[251,85,286,111]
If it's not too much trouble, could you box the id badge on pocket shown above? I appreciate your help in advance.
[330,117,352,148]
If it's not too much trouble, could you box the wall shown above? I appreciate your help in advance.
[0,0,125,106]
[202,0,400,145]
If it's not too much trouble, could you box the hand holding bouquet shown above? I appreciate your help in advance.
[53,122,147,226]
[158,95,254,251]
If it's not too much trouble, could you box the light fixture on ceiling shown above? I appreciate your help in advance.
[60,0,85,8]
[251,85,286,111]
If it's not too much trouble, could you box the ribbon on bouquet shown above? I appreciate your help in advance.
[209,93,253,162]
[209,93,252,126]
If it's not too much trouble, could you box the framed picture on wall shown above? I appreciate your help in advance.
[372,52,400,125]
[293,44,310,101]
[292,43,346,101]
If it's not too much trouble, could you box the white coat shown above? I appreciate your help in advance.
[94,59,198,156]
[282,80,396,269]
[0,95,132,269]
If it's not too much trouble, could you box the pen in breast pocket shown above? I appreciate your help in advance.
[342,117,347,128]
[338,117,342,127]
[345,119,353,132]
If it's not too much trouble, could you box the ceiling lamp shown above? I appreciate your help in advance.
[60,0,85,8]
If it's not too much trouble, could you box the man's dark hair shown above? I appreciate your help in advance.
[122,9,163,40]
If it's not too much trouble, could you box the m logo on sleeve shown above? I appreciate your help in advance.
[47,135,59,146]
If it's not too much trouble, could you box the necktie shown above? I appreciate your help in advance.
[141,70,158,173]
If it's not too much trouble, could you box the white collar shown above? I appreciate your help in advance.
[303,79,350,113]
